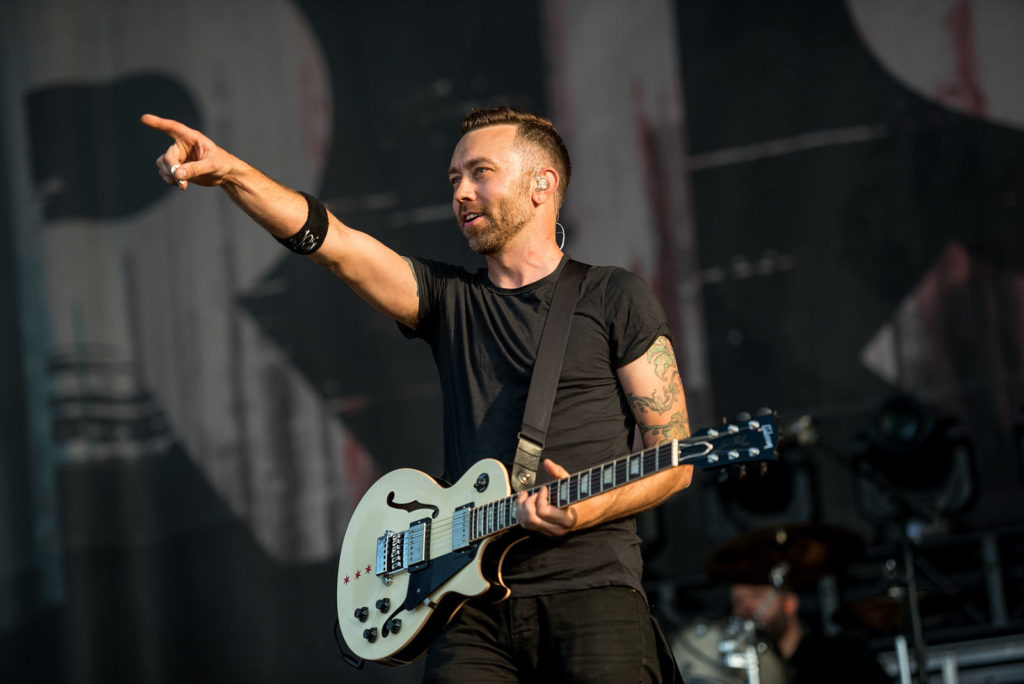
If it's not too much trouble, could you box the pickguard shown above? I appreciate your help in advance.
[400,548,478,612]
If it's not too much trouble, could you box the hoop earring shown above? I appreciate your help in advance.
[556,222,566,250]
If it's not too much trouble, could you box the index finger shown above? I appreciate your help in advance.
[542,458,569,478]
[140,113,195,141]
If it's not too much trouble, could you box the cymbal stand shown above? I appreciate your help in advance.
[901,537,930,684]
[719,616,763,684]
[791,418,934,684]
[728,561,791,684]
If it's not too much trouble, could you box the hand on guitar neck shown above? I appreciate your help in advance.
[516,459,578,536]
[517,455,692,536]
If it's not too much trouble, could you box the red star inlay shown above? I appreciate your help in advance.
[343,576,350,585]
[366,564,372,574]
[355,570,361,579]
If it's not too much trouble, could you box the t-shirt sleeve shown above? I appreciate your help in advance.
[603,269,672,368]
[396,257,462,342]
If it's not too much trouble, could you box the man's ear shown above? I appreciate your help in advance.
[532,168,558,201]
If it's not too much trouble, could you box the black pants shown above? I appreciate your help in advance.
[422,586,673,683]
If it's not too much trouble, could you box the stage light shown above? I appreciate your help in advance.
[703,430,818,543]
[855,394,974,532]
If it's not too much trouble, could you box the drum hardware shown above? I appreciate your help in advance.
[671,616,788,684]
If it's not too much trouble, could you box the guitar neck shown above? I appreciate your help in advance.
[466,439,698,543]
[463,417,776,544]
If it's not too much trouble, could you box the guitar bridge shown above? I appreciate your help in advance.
[375,519,431,577]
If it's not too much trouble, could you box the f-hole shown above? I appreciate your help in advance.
[386,492,440,518]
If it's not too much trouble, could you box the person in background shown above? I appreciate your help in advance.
[731,583,890,684]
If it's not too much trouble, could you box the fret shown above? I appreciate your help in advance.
[629,454,641,480]
[615,459,627,487]
[579,470,590,498]
[486,502,495,534]
[557,478,568,506]
[569,474,579,504]
[509,497,518,526]
[643,448,656,476]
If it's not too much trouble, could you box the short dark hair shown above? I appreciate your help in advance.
[461,106,571,207]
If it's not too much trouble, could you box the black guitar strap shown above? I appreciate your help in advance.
[511,259,589,492]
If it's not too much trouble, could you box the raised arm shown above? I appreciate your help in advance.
[517,335,693,535]
[141,114,420,327]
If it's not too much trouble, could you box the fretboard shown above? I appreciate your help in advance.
[465,439,684,543]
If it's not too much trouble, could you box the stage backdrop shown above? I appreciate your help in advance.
[2,1,1023,682]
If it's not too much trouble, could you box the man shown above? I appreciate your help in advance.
[730,583,890,684]
[144,106,692,681]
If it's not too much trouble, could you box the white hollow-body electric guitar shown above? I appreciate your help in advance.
[336,415,778,666]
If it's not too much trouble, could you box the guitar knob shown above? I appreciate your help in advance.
[354,607,369,622]
[363,627,378,643]
[376,598,391,612]
[386,618,402,634]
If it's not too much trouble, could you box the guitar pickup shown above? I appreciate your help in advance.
[404,519,430,570]
[452,504,472,551]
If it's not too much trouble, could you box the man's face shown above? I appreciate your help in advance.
[730,584,789,639]
[448,124,534,255]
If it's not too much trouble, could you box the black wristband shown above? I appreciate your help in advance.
[276,192,329,255]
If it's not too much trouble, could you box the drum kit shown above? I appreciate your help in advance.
[671,523,953,684]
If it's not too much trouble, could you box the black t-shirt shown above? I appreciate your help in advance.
[402,255,672,596]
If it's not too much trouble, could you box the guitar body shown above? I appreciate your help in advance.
[336,458,518,665]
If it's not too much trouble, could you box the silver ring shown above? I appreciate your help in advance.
[169,164,185,187]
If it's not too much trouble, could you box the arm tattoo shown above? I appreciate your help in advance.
[628,336,690,441]
[627,383,680,414]
[647,336,680,384]
[638,412,690,441]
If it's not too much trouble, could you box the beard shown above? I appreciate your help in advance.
[459,186,533,255]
